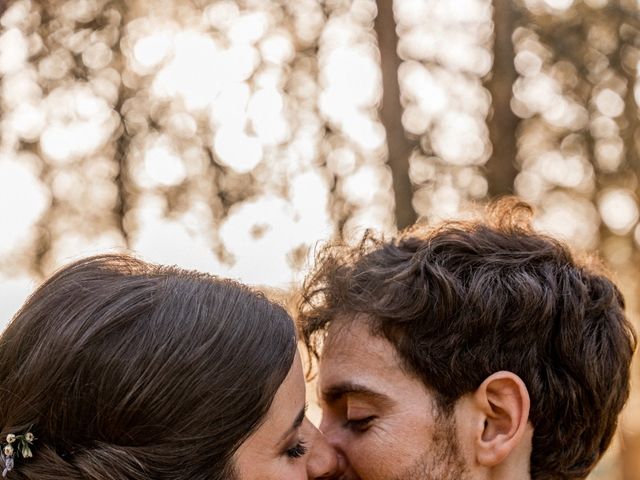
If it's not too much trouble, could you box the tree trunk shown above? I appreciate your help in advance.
[374,0,417,230]
[485,0,519,197]
[112,0,132,247]
[614,6,640,480]
[620,40,640,190]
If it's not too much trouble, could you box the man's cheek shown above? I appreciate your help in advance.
[367,420,414,446]
[346,435,396,477]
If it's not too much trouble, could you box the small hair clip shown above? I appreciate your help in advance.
[1,430,35,477]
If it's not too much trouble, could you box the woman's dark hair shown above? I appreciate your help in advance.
[299,198,636,480]
[0,254,297,479]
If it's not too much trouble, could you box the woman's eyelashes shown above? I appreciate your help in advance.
[286,439,308,459]
[345,415,376,433]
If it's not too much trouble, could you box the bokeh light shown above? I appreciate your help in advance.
[0,1,639,475]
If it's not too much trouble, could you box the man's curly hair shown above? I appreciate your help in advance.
[298,198,636,480]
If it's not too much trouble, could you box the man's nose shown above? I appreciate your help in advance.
[319,414,344,451]
[305,420,346,479]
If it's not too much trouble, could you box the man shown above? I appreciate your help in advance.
[298,199,636,480]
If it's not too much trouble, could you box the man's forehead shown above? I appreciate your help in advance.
[319,314,404,380]
[323,315,391,358]
[318,315,434,406]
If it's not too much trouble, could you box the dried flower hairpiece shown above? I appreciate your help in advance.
[0,429,35,477]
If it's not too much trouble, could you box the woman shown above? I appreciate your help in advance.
[0,254,342,479]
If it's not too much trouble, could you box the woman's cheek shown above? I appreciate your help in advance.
[279,456,308,480]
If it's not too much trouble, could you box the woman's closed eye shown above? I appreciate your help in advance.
[286,439,308,459]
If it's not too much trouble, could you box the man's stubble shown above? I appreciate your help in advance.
[392,412,469,480]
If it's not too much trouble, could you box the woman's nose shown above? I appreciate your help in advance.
[304,420,346,479]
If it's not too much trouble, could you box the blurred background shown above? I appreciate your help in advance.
[0,0,638,477]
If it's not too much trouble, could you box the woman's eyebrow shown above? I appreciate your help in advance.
[280,403,308,442]
[293,403,308,428]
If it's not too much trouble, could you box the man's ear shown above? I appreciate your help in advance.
[472,371,530,467]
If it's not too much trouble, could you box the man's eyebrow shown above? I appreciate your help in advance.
[279,403,308,443]
[321,382,391,404]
